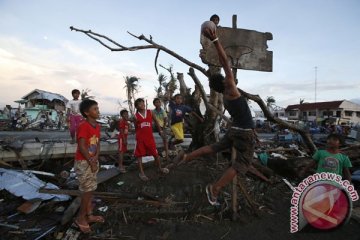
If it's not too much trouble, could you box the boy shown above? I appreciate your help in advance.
[210,14,220,26]
[301,133,352,181]
[118,109,129,173]
[133,98,169,181]
[169,94,203,147]
[74,99,104,233]
[66,89,83,144]
[173,25,255,206]
[152,98,170,161]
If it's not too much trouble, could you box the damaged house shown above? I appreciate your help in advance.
[18,89,68,124]
[21,89,68,112]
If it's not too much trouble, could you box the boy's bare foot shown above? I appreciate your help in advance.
[139,173,149,181]
[75,219,92,233]
[87,214,105,223]
[158,167,169,174]
[173,150,186,166]
[119,166,126,173]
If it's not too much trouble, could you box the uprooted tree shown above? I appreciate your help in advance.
[69,21,317,154]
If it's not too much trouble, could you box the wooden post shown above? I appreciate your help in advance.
[231,14,239,221]
[231,146,238,220]
[232,15,238,80]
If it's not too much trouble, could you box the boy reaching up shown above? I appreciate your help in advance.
[169,94,203,147]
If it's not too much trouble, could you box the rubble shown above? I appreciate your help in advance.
[0,168,70,201]
[0,131,359,239]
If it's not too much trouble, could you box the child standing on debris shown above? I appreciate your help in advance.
[152,98,170,161]
[300,133,352,181]
[74,99,104,233]
[133,98,169,181]
[66,89,83,144]
[169,94,203,148]
[118,109,129,173]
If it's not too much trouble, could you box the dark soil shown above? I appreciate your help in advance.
[1,153,360,240]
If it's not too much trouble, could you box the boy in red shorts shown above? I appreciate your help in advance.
[133,98,169,181]
[74,99,104,233]
[118,109,129,173]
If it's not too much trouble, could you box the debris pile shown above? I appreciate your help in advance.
[0,134,359,239]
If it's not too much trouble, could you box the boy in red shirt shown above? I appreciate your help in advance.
[74,99,104,233]
[133,98,169,181]
[118,109,129,173]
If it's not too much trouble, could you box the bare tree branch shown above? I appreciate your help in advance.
[155,49,160,75]
[238,89,317,153]
[187,67,208,107]
[70,26,208,76]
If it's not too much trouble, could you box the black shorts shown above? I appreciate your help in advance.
[210,127,255,174]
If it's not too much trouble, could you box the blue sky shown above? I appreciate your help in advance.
[0,0,359,114]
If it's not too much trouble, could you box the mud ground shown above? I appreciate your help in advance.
[1,150,360,240]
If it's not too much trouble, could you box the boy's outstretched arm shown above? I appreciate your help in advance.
[203,28,239,99]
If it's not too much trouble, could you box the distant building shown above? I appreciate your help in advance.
[285,100,360,125]
[20,89,68,111]
[254,105,286,120]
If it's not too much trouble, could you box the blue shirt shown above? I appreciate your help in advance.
[224,96,254,129]
[169,101,192,125]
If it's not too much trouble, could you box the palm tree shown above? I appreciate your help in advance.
[265,96,276,111]
[81,88,95,100]
[154,73,167,99]
[124,76,140,116]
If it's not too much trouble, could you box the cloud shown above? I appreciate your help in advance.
[0,36,157,113]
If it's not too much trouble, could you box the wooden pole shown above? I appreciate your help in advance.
[231,14,239,221]
[231,146,238,220]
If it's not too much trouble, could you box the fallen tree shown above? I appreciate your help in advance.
[70,25,317,153]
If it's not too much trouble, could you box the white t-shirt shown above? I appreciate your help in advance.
[66,99,81,115]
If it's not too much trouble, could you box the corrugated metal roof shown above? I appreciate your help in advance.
[285,101,344,111]
[21,89,68,103]
[0,168,70,201]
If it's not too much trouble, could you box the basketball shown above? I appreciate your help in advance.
[201,21,216,36]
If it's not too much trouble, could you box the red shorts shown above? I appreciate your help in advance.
[118,138,127,153]
[134,137,158,157]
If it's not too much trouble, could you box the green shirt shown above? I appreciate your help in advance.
[312,150,352,176]
[152,108,167,128]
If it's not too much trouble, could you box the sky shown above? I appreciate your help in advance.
[0,0,359,114]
